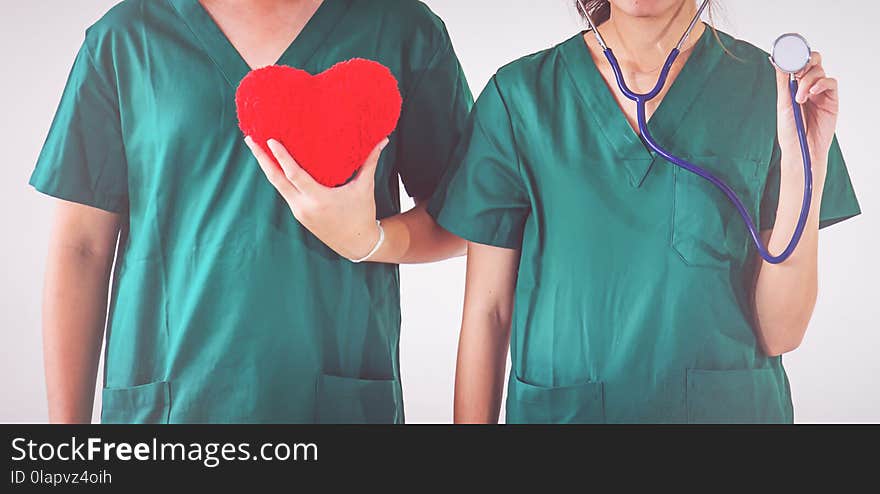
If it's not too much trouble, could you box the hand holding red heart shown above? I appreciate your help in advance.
[237,58,402,261]
[246,136,389,260]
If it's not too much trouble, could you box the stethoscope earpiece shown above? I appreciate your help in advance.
[771,33,812,74]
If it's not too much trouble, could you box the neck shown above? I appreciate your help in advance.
[201,0,317,16]
[600,1,705,71]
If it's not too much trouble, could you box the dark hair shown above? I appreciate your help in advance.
[576,0,612,26]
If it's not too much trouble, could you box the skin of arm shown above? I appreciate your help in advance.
[245,137,467,264]
[376,200,468,264]
[453,242,519,424]
[43,201,120,423]
[754,52,838,356]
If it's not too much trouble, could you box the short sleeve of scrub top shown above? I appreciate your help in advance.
[395,19,472,200]
[760,136,861,230]
[427,77,530,249]
[30,37,128,213]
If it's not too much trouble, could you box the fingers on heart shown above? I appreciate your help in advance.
[245,137,295,193]
[266,139,290,162]
[264,139,296,177]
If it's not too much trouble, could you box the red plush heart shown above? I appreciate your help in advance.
[236,59,403,187]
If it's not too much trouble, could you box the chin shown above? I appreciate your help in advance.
[609,0,689,18]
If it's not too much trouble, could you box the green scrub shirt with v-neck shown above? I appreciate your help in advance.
[29,0,472,424]
[429,28,860,424]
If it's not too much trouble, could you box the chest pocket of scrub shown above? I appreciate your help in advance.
[671,155,763,269]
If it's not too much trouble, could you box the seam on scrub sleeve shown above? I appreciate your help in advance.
[486,76,528,189]
[402,11,454,100]
[82,27,120,95]
[81,32,129,208]
[450,77,527,249]
[395,23,457,199]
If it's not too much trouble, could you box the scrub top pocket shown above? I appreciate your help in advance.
[315,374,402,424]
[671,156,763,269]
[101,381,171,424]
[686,368,791,424]
[507,376,605,424]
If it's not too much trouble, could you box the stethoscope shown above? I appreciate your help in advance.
[577,0,814,264]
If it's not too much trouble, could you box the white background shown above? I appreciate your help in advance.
[1,0,877,423]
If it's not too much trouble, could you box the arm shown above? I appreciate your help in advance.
[754,170,824,356]
[43,201,121,423]
[754,52,838,356]
[246,137,466,264]
[372,200,467,264]
[453,242,519,424]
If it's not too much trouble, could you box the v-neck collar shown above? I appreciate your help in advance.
[168,0,351,88]
[560,24,723,188]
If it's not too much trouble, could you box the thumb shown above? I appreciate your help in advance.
[353,138,389,188]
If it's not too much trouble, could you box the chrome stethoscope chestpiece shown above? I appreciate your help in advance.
[771,33,812,74]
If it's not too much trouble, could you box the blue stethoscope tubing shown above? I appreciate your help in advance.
[578,0,813,264]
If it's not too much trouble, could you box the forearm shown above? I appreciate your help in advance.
[453,243,517,424]
[43,247,114,423]
[453,313,511,424]
[368,202,466,264]
[754,152,827,355]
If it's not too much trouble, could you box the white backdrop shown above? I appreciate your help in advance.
[1,0,876,423]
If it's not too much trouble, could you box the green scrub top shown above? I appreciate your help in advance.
[30,0,472,424]
[429,27,861,424]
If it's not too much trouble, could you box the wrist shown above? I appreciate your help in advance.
[780,147,828,178]
[348,220,384,263]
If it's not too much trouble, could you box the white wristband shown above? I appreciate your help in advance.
[349,220,385,264]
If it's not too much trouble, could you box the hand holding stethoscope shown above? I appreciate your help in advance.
[773,44,839,182]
